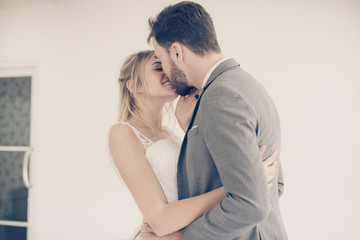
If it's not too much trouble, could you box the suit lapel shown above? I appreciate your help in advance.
[186,58,240,132]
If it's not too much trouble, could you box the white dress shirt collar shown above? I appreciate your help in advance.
[201,57,231,89]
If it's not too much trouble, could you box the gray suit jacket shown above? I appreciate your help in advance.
[177,59,287,239]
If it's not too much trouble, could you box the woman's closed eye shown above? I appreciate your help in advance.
[154,67,163,72]
[152,61,163,72]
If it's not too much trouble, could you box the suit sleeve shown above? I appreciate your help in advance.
[182,87,271,240]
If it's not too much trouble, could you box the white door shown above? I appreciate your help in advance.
[0,64,37,240]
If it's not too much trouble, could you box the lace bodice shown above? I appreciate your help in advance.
[109,121,181,203]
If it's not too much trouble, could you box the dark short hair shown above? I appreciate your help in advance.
[148,1,221,56]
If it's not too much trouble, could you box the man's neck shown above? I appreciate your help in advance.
[189,52,224,90]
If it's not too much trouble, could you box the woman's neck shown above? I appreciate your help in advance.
[129,98,164,133]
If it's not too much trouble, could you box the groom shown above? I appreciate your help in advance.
[141,1,287,239]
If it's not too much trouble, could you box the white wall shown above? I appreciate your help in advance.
[0,0,359,239]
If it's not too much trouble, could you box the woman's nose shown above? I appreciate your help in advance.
[162,73,169,79]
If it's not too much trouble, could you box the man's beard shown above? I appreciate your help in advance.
[169,58,194,96]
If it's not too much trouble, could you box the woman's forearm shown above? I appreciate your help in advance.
[150,187,226,236]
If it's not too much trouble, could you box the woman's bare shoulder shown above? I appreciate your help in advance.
[109,123,143,151]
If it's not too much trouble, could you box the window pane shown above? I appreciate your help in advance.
[0,77,31,146]
[0,225,27,240]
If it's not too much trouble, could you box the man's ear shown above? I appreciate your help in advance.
[170,42,184,64]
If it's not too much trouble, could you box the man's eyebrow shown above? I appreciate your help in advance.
[152,61,161,65]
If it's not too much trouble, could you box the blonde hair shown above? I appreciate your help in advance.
[118,50,154,127]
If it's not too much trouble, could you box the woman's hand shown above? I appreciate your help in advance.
[140,223,182,240]
[175,88,200,132]
[259,145,278,188]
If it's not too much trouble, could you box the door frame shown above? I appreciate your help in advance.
[0,60,39,240]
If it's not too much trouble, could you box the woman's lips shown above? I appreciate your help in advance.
[161,79,171,85]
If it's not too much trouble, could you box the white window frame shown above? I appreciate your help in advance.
[0,60,39,240]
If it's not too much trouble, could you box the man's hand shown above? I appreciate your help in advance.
[139,223,182,240]
[259,145,278,188]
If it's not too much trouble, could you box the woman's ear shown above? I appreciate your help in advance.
[170,42,184,64]
[126,80,134,93]
[126,79,143,94]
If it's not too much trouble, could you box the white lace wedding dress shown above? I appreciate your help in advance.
[109,121,181,239]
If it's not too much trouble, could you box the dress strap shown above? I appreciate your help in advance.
[116,121,153,149]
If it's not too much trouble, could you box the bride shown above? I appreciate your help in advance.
[109,50,278,239]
